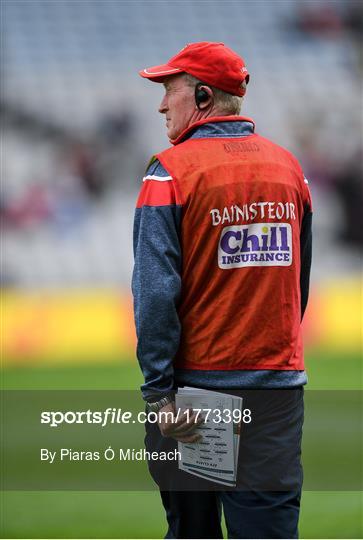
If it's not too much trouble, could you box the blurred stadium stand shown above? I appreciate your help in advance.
[2,0,362,287]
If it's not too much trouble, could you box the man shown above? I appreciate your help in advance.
[132,42,312,539]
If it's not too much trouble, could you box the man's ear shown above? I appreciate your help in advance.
[195,84,214,110]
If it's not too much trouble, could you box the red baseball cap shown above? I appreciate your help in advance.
[139,41,249,97]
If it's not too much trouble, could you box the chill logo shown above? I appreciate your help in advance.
[218,223,292,269]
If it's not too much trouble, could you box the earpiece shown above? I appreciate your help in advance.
[195,84,211,110]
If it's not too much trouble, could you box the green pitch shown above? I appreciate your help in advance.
[1,350,362,539]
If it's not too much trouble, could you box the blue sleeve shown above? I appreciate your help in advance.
[300,207,312,320]
[132,160,183,401]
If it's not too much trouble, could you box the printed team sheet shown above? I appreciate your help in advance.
[175,387,242,486]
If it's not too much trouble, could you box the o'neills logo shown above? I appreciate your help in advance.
[218,223,292,268]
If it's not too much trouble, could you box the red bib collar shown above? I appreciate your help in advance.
[170,115,255,145]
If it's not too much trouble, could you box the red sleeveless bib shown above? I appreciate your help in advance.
[157,132,311,371]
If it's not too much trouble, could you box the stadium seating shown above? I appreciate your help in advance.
[2,0,361,286]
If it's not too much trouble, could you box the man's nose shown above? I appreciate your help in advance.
[159,95,168,114]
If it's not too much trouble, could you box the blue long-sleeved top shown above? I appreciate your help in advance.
[132,120,312,401]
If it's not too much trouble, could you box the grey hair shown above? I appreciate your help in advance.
[183,73,244,115]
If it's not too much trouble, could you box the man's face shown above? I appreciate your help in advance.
[158,74,196,140]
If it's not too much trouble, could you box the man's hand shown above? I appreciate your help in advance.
[156,401,203,443]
